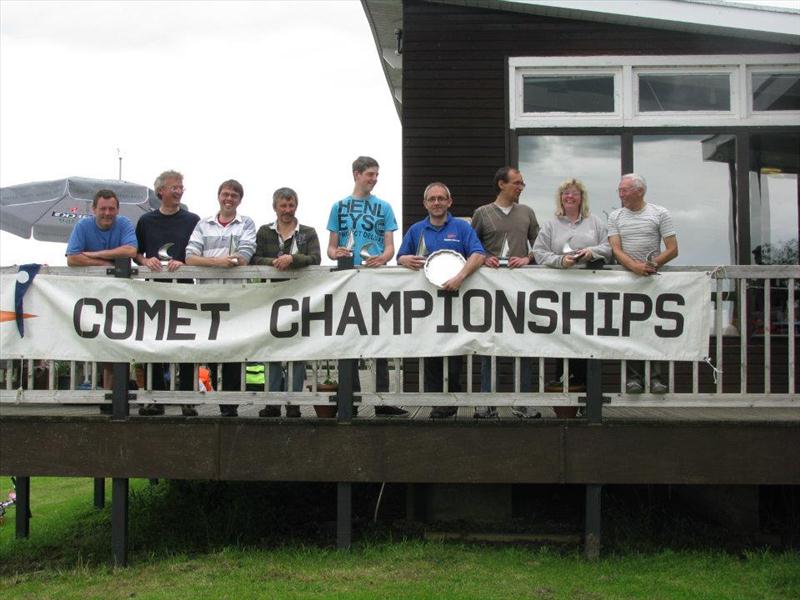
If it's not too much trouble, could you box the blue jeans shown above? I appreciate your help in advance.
[480,356,534,393]
[268,361,306,392]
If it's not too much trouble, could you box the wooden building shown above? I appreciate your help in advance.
[362,0,799,267]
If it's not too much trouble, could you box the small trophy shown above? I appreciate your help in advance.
[562,237,579,258]
[343,230,355,253]
[359,242,378,261]
[645,250,661,275]
[416,234,429,257]
[157,243,174,267]
[228,235,239,265]
[498,234,510,267]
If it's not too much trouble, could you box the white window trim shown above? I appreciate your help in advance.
[633,67,737,117]
[516,68,621,121]
[509,54,800,129]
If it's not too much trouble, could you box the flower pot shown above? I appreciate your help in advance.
[552,406,580,418]
[309,382,338,418]
[546,382,585,419]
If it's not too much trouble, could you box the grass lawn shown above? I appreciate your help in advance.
[0,478,798,599]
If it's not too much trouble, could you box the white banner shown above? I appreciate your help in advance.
[1,268,711,362]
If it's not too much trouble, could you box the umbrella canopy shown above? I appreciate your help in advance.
[0,176,160,242]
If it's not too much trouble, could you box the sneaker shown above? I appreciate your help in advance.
[650,378,668,394]
[285,406,301,418]
[258,406,280,418]
[626,380,643,394]
[473,407,498,419]
[375,405,409,417]
[220,407,238,417]
[181,405,198,417]
[430,406,457,419]
[138,404,165,416]
[512,407,542,419]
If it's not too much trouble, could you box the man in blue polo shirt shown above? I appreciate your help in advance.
[65,189,137,266]
[397,181,484,418]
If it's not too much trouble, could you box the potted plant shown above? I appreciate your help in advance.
[310,360,338,418]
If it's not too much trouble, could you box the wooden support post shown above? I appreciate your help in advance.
[335,256,355,422]
[337,482,352,550]
[584,484,602,560]
[94,478,105,508]
[15,476,30,539]
[112,478,129,567]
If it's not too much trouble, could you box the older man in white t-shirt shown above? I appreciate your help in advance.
[608,173,678,394]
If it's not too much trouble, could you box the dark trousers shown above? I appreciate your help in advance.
[423,356,463,393]
[209,362,241,413]
[352,358,390,393]
[150,363,195,391]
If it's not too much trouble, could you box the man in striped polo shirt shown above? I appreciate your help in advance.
[608,173,678,394]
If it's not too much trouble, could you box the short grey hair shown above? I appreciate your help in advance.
[621,173,647,194]
[272,187,298,208]
[154,170,183,198]
[423,181,452,201]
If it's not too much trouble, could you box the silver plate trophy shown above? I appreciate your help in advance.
[157,242,174,266]
[424,249,466,288]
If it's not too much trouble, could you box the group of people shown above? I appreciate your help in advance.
[65,155,678,418]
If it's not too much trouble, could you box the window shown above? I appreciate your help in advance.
[637,73,731,112]
[752,72,800,112]
[523,75,615,113]
[517,135,621,220]
[633,135,735,266]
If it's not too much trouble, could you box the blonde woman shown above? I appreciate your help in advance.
[533,178,611,391]
[533,178,611,269]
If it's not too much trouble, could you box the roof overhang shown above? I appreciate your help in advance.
[361,0,800,119]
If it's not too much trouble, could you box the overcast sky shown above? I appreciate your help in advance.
[1,0,796,267]
[0,0,401,267]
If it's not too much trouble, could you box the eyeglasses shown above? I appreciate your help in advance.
[169,186,185,193]
[510,180,526,188]
[425,195,450,203]
[220,191,241,200]
[561,190,582,197]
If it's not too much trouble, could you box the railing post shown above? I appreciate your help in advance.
[14,475,30,539]
[112,477,129,566]
[584,359,606,423]
[335,256,355,422]
[109,257,134,419]
[94,478,105,508]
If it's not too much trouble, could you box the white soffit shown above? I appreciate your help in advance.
[484,0,800,43]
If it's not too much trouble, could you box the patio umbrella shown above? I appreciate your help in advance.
[0,176,160,242]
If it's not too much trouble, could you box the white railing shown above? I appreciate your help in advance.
[1,264,798,414]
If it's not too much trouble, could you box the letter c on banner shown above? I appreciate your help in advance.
[73,298,102,338]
